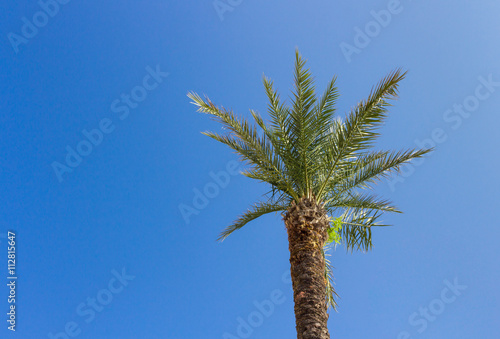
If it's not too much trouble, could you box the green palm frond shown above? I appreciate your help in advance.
[262,76,293,158]
[218,200,290,241]
[328,192,401,214]
[188,92,299,201]
[316,69,406,200]
[338,207,388,252]
[328,148,432,198]
[287,51,318,197]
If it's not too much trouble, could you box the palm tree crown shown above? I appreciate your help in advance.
[188,50,431,309]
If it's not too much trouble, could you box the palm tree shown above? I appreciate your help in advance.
[188,51,431,339]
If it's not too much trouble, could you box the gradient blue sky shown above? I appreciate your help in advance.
[1,1,499,338]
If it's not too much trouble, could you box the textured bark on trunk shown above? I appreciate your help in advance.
[285,197,330,339]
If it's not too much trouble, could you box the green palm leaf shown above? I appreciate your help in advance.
[218,200,289,241]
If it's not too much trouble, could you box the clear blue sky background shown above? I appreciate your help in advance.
[1,1,499,338]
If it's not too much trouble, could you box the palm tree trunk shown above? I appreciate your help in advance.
[285,197,330,339]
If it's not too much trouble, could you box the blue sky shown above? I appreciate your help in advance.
[1,0,499,338]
